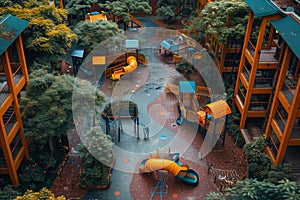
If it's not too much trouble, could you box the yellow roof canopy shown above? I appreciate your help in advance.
[204,100,231,119]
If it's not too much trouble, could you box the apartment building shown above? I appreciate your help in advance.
[234,0,300,164]
[0,14,29,187]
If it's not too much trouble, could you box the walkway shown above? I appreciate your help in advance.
[51,17,247,200]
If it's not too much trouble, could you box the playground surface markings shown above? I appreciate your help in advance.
[68,24,247,200]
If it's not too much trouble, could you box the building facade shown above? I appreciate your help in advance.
[0,14,29,187]
[234,0,300,164]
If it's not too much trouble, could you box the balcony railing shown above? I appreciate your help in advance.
[0,77,9,105]
[269,131,280,156]
[3,110,17,136]
[282,80,295,104]
[12,64,22,85]
[237,89,246,105]
[274,111,286,134]
[242,65,250,82]
[247,41,279,63]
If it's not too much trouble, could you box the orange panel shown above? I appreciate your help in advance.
[204,100,231,119]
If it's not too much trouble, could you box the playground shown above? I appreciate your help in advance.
[51,17,248,200]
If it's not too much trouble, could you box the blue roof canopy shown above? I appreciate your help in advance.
[244,0,285,17]
[0,14,29,55]
[179,81,196,93]
[271,16,300,59]
[160,40,179,52]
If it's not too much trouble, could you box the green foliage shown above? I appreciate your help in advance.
[15,187,65,200]
[65,0,98,19]
[221,73,244,147]
[0,0,77,65]
[157,6,175,24]
[244,138,293,182]
[225,178,300,200]
[157,0,180,24]
[227,107,245,147]
[205,192,225,200]
[19,69,106,189]
[99,0,152,24]
[244,138,270,180]
[73,20,123,54]
[0,185,21,200]
[176,60,194,77]
[103,100,138,118]
[79,127,114,187]
[265,163,292,183]
[188,0,249,45]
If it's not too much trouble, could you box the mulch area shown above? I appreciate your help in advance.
[50,18,247,199]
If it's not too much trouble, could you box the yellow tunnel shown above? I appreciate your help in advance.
[111,56,137,80]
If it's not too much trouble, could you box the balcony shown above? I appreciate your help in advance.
[274,111,286,134]
[281,78,296,105]
[0,78,10,105]
[290,126,300,139]
[246,41,279,65]
[3,106,17,136]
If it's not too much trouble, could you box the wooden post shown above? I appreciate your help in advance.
[275,77,300,164]
[234,11,254,109]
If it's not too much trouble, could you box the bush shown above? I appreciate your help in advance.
[244,138,293,182]
[79,127,115,187]
[15,188,65,200]
[0,185,20,200]
[102,100,138,119]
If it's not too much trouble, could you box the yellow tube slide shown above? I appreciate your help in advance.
[139,159,188,176]
[111,56,137,80]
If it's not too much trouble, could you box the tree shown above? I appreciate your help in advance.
[73,19,124,54]
[156,0,180,24]
[99,0,152,29]
[157,0,184,24]
[157,5,175,25]
[19,69,106,189]
[0,0,77,65]
[188,0,249,44]
[78,127,114,187]
[64,0,99,20]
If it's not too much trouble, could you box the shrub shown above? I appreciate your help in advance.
[15,188,65,200]
[79,127,115,187]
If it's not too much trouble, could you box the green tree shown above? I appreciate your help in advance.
[99,0,151,29]
[0,0,77,65]
[64,0,99,20]
[19,70,105,189]
[73,19,123,53]
[78,127,114,187]
[188,0,249,44]
[157,0,183,24]
[225,178,300,200]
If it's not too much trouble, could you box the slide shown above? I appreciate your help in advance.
[139,158,199,186]
[111,56,137,80]
[129,14,143,28]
